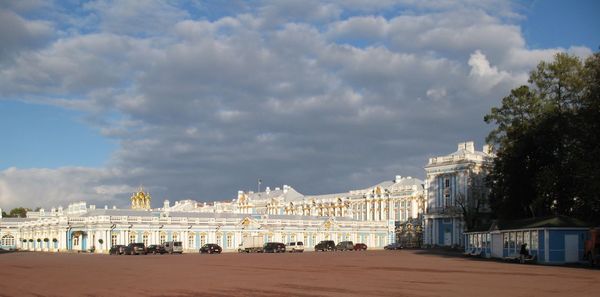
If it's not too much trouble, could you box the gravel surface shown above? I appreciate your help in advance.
[0,250,598,297]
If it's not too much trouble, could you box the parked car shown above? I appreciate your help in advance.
[163,241,183,254]
[199,243,222,254]
[384,242,403,250]
[335,241,354,251]
[125,243,147,255]
[147,244,166,254]
[353,243,368,251]
[263,242,286,253]
[109,245,126,255]
[286,241,304,253]
[314,240,335,252]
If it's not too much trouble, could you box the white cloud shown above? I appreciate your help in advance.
[0,1,594,209]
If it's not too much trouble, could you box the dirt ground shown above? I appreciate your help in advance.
[0,250,598,297]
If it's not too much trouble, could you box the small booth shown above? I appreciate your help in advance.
[465,216,589,264]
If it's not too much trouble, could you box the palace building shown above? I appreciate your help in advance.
[0,140,492,252]
[423,141,494,247]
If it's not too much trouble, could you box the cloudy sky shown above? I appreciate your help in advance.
[1,0,598,210]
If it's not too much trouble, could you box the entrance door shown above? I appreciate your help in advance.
[444,230,452,246]
[565,234,579,262]
[491,233,503,258]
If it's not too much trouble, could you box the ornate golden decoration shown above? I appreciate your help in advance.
[131,186,151,210]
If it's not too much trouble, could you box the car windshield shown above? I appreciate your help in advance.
[174,242,182,247]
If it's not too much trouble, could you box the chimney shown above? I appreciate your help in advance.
[163,200,170,209]
[395,175,402,183]
[466,141,475,153]
[283,185,289,193]
[104,205,108,210]
[265,186,271,194]
[112,205,117,209]
[457,142,465,151]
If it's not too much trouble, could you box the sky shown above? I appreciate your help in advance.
[0,0,598,210]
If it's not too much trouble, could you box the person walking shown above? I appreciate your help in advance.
[519,243,529,263]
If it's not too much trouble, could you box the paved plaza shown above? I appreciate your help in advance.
[0,250,598,297]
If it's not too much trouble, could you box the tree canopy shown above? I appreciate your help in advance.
[485,52,600,225]
[3,207,31,218]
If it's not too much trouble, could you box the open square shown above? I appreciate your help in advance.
[1,250,598,297]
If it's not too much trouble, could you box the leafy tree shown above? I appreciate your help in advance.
[485,52,600,224]
[8,207,31,218]
[455,171,491,231]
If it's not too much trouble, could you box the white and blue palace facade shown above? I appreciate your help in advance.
[1,140,499,253]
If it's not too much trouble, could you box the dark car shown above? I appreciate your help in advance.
[384,242,403,250]
[199,243,222,254]
[335,241,354,251]
[314,240,335,252]
[147,244,166,254]
[263,242,286,253]
[109,245,126,255]
[125,243,147,255]
[353,243,368,251]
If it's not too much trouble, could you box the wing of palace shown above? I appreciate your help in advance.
[0,141,494,252]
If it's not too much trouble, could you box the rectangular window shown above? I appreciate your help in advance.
[200,235,206,246]
[531,231,538,250]
[111,234,117,246]
[503,233,508,248]
[524,231,530,249]
[509,232,515,252]
[216,234,222,245]
[143,234,149,246]
[160,234,166,245]
[516,232,523,247]
[129,234,136,244]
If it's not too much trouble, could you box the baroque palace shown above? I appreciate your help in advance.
[0,141,492,252]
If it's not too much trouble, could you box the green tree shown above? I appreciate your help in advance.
[485,52,600,224]
[8,207,31,218]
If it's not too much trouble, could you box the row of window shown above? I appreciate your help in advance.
[504,230,538,250]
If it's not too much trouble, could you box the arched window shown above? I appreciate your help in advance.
[160,233,166,245]
[200,234,206,246]
[215,234,222,245]
[111,234,118,246]
[188,233,195,248]
[226,234,233,248]
[1,234,15,246]
[143,233,149,246]
[172,232,179,242]
[129,233,136,244]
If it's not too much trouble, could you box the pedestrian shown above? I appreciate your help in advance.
[519,243,529,263]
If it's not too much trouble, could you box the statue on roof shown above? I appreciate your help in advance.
[131,185,151,210]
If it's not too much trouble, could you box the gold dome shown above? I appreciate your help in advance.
[131,186,151,210]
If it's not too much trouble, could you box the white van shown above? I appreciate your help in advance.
[163,241,183,254]
[285,241,304,253]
